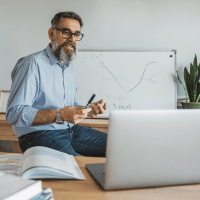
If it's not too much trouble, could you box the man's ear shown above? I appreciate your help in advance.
[48,28,54,41]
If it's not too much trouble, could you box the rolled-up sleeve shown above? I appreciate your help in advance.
[6,58,39,127]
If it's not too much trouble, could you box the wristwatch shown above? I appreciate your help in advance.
[56,108,64,124]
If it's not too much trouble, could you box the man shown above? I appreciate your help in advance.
[6,11,107,157]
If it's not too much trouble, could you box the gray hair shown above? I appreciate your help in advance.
[51,11,83,28]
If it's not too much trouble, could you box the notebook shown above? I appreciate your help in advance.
[86,109,200,190]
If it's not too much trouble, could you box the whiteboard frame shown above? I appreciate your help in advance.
[0,90,10,114]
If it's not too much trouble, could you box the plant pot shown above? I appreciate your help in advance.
[181,101,200,109]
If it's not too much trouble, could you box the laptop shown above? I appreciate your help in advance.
[86,109,200,190]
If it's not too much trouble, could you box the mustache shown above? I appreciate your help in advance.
[60,41,76,50]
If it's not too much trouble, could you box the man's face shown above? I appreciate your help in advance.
[49,18,81,65]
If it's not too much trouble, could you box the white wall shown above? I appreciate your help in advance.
[1,0,200,97]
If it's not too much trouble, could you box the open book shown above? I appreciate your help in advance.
[0,146,85,180]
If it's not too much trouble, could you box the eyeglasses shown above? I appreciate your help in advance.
[52,27,84,41]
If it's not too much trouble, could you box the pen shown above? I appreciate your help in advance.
[85,94,96,108]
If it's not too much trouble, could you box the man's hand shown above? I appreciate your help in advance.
[60,106,92,124]
[89,99,107,118]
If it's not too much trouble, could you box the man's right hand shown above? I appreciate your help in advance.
[60,106,92,124]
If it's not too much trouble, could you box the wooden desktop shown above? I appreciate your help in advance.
[0,114,108,153]
[55,157,200,200]
[1,152,200,200]
[1,115,200,199]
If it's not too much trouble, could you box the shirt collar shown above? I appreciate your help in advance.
[45,44,71,69]
[45,44,61,66]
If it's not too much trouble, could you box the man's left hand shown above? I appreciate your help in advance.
[89,99,107,118]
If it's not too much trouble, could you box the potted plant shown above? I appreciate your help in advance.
[177,54,200,109]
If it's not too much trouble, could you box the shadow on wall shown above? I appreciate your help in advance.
[0,141,13,152]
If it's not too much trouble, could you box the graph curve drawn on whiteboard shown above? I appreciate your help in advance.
[73,51,177,118]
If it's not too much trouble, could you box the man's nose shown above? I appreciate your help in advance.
[68,34,76,42]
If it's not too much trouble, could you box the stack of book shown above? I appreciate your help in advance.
[0,171,54,200]
[30,188,54,200]
[0,171,42,200]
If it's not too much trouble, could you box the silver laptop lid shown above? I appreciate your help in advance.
[104,110,200,190]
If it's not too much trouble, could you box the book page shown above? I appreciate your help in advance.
[21,146,85,179]
[22,167,76,179]
[0,154,23,176]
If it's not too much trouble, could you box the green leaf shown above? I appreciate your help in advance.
[193,75,198,101]
[196,93,200,103]
[184,67,193,102]
[177,72,189,102]
[190,62,194,82]
[193,54,198,84]
[193,54,198,70]
[196,81,200,102]
[197,63,200,101]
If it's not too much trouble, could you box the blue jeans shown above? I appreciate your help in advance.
[18,125,107,157]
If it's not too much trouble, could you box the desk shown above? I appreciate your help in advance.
[38,157,200,200]
[0,114,108,153]
[1,153,200,200]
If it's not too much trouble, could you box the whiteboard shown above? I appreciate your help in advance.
[73,51,177,118]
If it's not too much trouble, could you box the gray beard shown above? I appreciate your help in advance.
[52,39,76,66]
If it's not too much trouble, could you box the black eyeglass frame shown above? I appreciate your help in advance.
[52,27,84,41]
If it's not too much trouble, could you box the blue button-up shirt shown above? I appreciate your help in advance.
[6,44,80,137]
